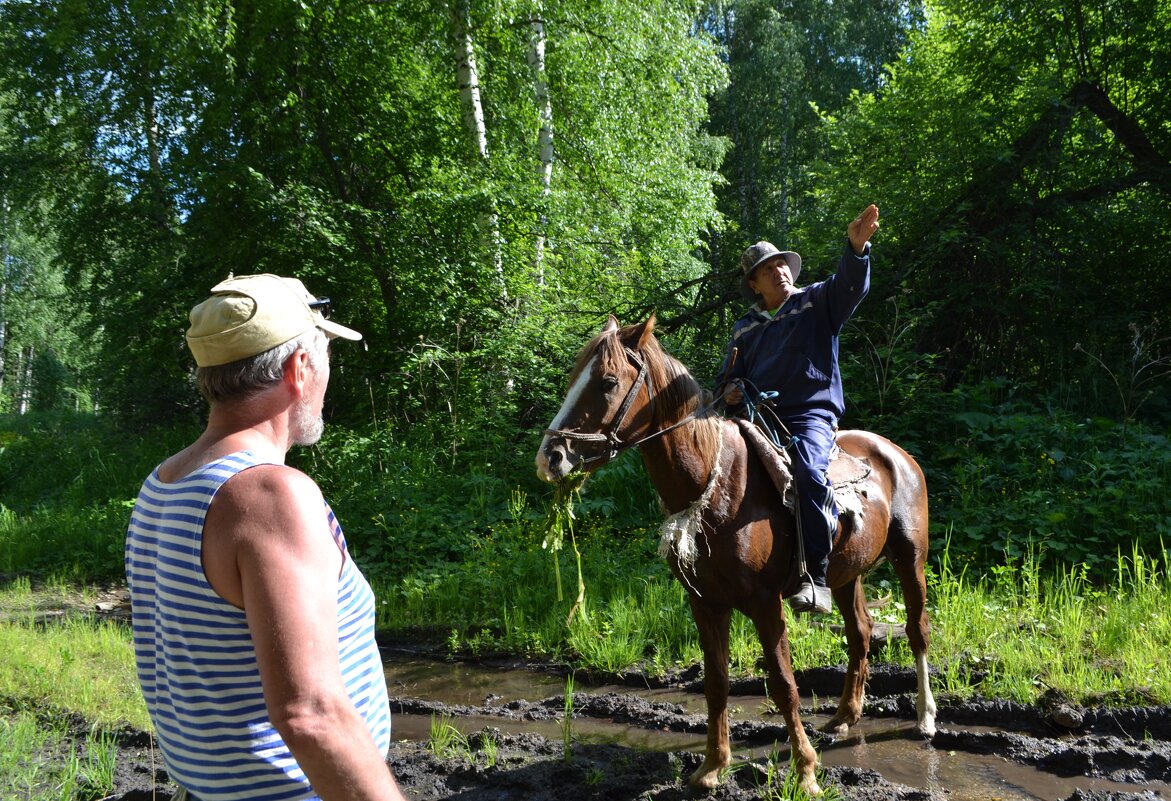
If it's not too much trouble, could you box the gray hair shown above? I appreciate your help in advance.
[196,327,328,404]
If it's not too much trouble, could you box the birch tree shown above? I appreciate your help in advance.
[446,0,506,299]
[527,7,554,282]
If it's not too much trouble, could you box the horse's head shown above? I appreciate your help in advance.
[535,315,660,482]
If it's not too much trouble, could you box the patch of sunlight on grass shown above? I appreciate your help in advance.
[0,597,148,730]
[930,539,1171,705]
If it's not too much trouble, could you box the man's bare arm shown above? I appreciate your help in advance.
[209,466,407,801]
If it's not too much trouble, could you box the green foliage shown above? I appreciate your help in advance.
[0,0,1169,733]
[814,0,1171,405]
[922,382,1171,571]
[0,412,196,580]
[0,0,731,431]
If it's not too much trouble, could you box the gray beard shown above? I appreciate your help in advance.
[291,399,325,446]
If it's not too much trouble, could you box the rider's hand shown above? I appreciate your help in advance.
[848,204,879,255]
[722,383,744,406]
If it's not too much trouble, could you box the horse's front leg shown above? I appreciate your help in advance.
[687,596,732,789]
[753,596,822,797]
[826,576,872,735]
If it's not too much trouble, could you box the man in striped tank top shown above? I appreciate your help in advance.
[125,274,407,801]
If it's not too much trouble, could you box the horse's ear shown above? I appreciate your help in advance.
[635,313,657,349]
[602,314,620,334]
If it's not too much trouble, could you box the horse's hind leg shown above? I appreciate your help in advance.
[888,531,937,737]
[687,598,733,790]
[753,597,822,797]
[826,576,872,735]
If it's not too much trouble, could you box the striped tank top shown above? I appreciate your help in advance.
[124,452,391,801]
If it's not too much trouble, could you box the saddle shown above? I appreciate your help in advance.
[735,419,874,595]
[656,419,875,598]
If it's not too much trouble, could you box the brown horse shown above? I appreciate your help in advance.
[535,316,936,795]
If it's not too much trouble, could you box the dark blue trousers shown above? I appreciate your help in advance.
[781,412,837,586]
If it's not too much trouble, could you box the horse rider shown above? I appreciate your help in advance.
[715,205,880,615]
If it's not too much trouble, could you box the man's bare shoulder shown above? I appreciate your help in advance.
[209,464,326,544]
[218,462,321,501]
[203,462,338,607]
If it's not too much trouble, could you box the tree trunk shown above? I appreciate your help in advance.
[447,0,505,298]
[17,345,33,415]
[450,1,489,159]
[143,87,169,230]
[0,270,7,400]
[528,9,553,284]
[0,198,8,400]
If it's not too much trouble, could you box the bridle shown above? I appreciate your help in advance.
[543,344,721,466]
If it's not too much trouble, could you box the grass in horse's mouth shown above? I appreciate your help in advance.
[540,473,591,624]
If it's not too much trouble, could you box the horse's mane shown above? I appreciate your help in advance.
[570,323,723,462]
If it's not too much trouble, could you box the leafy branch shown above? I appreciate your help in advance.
[1075,320,1171,438]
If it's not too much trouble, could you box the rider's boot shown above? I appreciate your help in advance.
[790,573,832,615]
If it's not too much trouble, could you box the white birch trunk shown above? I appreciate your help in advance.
[17,344,33,415]
[144,88,168,228]
[528,10,553,284]
[0,270,7,400]
[450,1,489,160]
[447,0,505,298]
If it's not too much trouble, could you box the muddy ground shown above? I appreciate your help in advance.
[21,652,1171,801]
[8,591,1169,800]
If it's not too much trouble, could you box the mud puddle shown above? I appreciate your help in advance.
[383,655,1171,801]
[26,648,1171,800]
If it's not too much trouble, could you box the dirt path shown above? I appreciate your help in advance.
[29,662,1171,801]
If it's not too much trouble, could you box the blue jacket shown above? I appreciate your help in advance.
[716,242,870,421]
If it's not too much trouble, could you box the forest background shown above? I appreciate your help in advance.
[1,0,1170,627]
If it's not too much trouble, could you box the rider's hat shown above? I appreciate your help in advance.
[740,241,802,300]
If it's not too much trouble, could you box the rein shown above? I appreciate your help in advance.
[544,344,724,466]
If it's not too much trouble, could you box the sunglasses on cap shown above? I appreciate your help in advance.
[308,297,332,319]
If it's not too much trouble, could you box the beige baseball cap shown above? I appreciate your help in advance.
[186,274,362,367]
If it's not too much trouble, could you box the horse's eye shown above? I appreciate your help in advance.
[600,376,620,392]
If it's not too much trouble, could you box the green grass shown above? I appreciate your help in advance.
[427,714,469,760]
[562,674,575,757]
[426,714,500,768]
[372,535,1171,708]
[3,538,1170,756]
[929,539,1171,703]
[0,709,121,801]
[0,578,148,731]
[748,743,842,801]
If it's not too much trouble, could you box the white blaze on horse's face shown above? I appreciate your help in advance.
[536,354,598,482]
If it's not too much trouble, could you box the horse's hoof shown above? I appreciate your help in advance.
[688,766,722,791]
[825,721,848,737]
[918,720,937,739]
[800,776,824,797]
[822,713,856,738]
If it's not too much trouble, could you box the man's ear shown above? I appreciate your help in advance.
[283,348,312,394]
